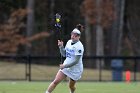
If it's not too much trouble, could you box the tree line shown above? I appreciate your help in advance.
[0,0,140,61]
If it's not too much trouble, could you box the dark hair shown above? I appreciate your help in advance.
[76,24,84,32]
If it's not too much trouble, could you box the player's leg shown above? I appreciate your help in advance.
[45,70,67,93]
[69,78,76,93]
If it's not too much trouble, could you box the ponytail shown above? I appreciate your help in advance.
[76,24,84,32]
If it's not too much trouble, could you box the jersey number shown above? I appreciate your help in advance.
[66,52,71,58]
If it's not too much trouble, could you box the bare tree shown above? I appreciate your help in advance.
[26,0,35,55]
[81,0,115,68]
[85,17,92,56]
[111,0,125,55]
[81,0,96,57]
[95,0,104,68]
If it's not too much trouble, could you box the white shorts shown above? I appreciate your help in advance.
[60,68,83,81]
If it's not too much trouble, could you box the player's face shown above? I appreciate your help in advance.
[71,32,80,41]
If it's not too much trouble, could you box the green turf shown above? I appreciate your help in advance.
[0,81,140,93]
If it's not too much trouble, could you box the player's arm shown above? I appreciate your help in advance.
[58,40,66,57]
[60,55,81,69]
[59,46,66,57]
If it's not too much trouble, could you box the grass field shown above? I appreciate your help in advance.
[1,61,140,81]
[0,81,140,93]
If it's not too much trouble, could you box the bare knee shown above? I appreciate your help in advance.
[69,84,76,90]
[69,79,76,92]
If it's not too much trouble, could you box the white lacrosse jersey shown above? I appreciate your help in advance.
[60,40,84,80]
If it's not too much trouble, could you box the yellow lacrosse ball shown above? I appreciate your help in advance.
[56,18,60,22]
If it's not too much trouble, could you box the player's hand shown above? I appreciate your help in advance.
[59,64,64,69]
[58,40,63,47]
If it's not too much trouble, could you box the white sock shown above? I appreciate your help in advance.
[45,91,50,93]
